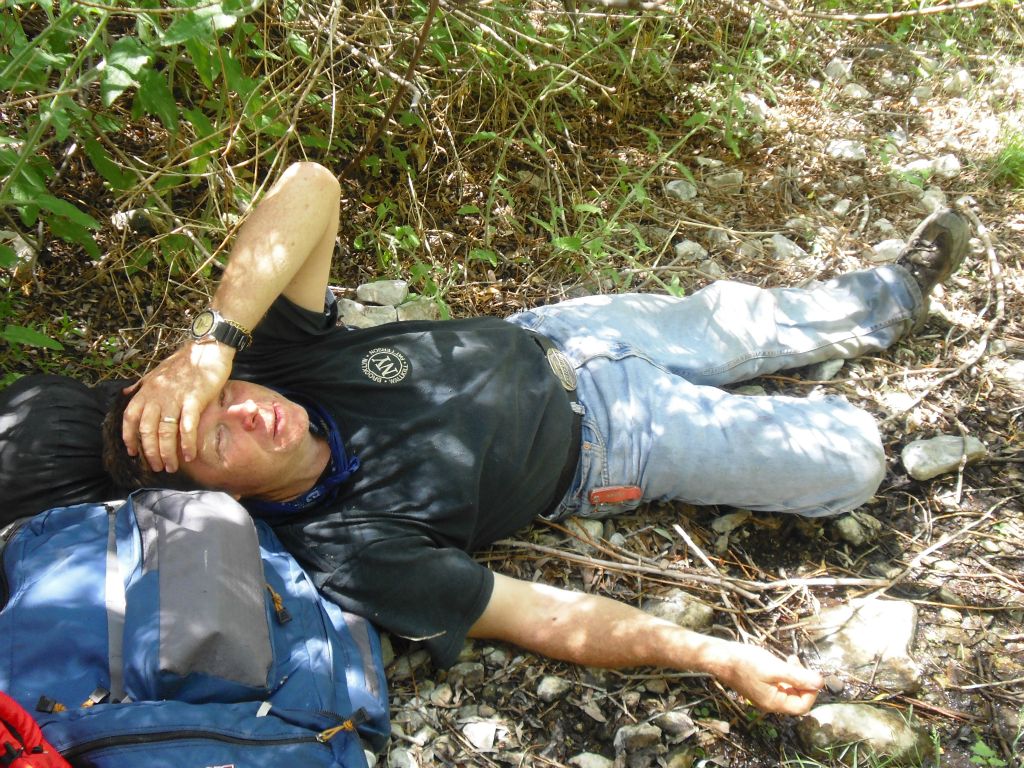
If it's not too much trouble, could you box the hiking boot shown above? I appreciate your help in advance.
[896,208,970,296]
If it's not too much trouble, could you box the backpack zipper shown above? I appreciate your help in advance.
[60,726,347,759]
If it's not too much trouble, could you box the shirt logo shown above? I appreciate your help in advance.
[362,347,409,384]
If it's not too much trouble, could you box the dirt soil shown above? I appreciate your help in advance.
[8,5,1023,768]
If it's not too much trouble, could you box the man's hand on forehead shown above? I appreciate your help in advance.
[122,342,235,473]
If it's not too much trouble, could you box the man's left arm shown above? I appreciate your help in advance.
[470,572,823,716]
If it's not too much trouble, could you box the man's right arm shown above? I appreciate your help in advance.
[122,161,341,473]
[470,572,823,716]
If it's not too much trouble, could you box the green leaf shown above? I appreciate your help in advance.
[457,205,481,215]
[83,138,133,190]
[34,194,100,230]
[162,13,213,47]
[2,325,64,351]
[573,203,602,215]
[468,248,498,266]
[0,245,15,269]
[466,131,498,143]
[101,37,152,106]
[287,32,311,60]
[47,216,101,258]
[553,235,583,252]
[136,69,178,130]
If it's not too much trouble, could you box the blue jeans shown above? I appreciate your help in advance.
[506,265,924,519]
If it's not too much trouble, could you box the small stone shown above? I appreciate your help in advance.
[741,92,771,123]
[737,240,763,259]
[613,723,662,753]
[109,208,155,235]
[871,238,905,263]
[643,678,668,694]
[537,675,573,703]
[695,156,724,169]
[734,384,766,396]
[797,703,931,765]
[462,720,497,751]
[939,607,962,623]
[705,170,744,191]
[932,154,962,180]
[840,83,872,100]
[569,753,614,768]
[389,649,431,680]
[824,57,853,82]
[705,229,730,248]
[910,85,932,103]
[396,296,439,322]
[673,240,707,262]
[771,233,808,262]
[901,435,987,480]
[941,68,973,96]
[665,180,698,201]
[826,139,866,162]
[0,229,38,282]
[697,259,725,279]
[824,675,845,694]
[872,218,896,235]
[652,709,697,739]
[388,747,417,768]
[834,512,882,547]
[918,187,947,214]
[447,662,485,689]
[566,518,604,554]
[356,279,410,307]
[832,198,853,216]
[641,590,714,632]
[1001,359,1024,390]
[430,683,454,706]
[805,358,844,381]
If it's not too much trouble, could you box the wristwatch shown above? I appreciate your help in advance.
[190,308,252,352]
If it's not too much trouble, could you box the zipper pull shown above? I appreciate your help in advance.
[317,708,369,742]
[265,584,292,624]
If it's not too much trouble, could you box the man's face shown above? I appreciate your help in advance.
[182,379,317,499]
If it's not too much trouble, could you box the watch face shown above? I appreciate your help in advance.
[192,310,215,337]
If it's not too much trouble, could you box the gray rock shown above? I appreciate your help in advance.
[871,238,905,263]
[932,154,962,179]
[109,208,156,235]
[741,92,771,123]
[734,384,766,396]
[673,240,707,262]
[695,156,724,169]
[705,229,730,249]
[805,598,921,692]
[537,675,573,703]
[462,720,498,751]
[872,218,896,235]
[388,747,417,768]
[771,233,808,262]
[396,297,439,322]
[918,186,947,214]
[910,85,932,103]
[566,517,604,554]
[389,649,431,680]
[447,662,485,689]
[805,358,844,381]
[569,753,614,768]
[356,280,410,307]
[831,198,853,217]
[380,634,395,668]
[429,683,454,707]
[737,240,764,260]
[613,723,662,753]
[1000,359,1024,391]
[705,171,744,191]
[941,68,973,96]
[652,709,697,740]
[834,512,882,547]
[697,259,726,279]
[901,435,987,480]
[338,299,400,329]
[826,139,866,162]
[824,57,853,82]
[665,180,698,202]
[796,703,932,765]
[840,83,872,101]
[641,590,714,632]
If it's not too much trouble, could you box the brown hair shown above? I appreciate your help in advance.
[101,388,204,493]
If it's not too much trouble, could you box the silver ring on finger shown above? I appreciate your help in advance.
[161,416,179,424]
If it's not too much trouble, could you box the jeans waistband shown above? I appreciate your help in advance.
[529,332,583,518]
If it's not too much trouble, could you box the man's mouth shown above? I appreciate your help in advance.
[272,404,282,439]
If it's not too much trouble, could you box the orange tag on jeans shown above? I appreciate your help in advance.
[588,485,643,505]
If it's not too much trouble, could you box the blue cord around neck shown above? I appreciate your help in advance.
[244,394,360,521]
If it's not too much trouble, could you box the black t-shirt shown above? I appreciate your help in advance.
[232,294,574,666]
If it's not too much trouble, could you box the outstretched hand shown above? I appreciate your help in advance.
[711,642,824,715]
[122,342,235,473]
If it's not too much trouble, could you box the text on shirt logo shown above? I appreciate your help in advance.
[361,347,409,384]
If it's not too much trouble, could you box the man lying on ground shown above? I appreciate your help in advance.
[94,162,969,716]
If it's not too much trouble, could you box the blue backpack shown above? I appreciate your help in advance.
[0,489,389,767]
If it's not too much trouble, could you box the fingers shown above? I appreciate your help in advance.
[178,393,202,464]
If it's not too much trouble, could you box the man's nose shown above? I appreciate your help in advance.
[227,399,260,430]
